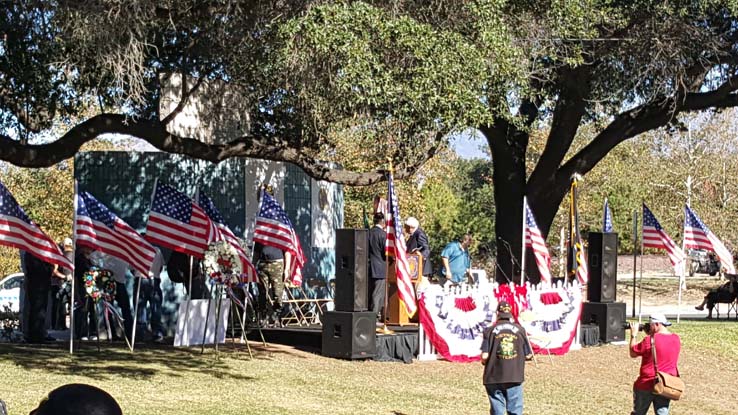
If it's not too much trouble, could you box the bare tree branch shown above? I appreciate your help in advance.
[0,114,440,186]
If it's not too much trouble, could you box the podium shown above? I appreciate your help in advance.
[386,252,424,325]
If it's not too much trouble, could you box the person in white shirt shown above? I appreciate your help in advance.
[134,246,165,342]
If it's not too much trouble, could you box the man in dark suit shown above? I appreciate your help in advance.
[404,217,432,279]
[368,213,387,321]
[23,251,53,343]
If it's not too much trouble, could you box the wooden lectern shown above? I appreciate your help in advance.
[386,252,424,325]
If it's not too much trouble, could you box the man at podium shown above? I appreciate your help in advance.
[404,217,432,281]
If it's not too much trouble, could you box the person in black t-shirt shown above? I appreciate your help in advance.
[480,301,532,415]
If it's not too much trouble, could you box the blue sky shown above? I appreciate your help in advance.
[451,128,490,160]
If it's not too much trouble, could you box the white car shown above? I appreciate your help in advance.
[0,273,23,313]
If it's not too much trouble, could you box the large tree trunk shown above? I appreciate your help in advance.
[481,122,528,284]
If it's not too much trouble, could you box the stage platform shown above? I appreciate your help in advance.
[245,324,419,363]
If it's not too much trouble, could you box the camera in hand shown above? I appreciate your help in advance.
[622,322,651,334]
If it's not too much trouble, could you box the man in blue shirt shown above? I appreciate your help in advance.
[439,234,473,285]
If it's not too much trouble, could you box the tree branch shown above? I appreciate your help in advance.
[0,114,439,186]
[527,66,590,195]
[160,73,208,125]
[557,75,738,187]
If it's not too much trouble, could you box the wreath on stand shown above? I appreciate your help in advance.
[83,268,116,303]
[203,240,243,287]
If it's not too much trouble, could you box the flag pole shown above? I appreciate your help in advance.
[603,197,608,231]
[70,181,79,355]
[559,226,565,278]
[631,208,638,318]
[677,205,688,323]
[382,162,392,334]
[520,197,527,286]
[132,180,159,352]
[638,205,644,323]
[130,276,142,352]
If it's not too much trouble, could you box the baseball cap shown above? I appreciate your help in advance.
[649,313,672,326]
[497,301,513,320]
[63,238,73,246]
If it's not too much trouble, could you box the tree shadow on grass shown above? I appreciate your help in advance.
[0,343,258,381]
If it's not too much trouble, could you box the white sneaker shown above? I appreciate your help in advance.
[80,336,89,341]
[89,335,98,341]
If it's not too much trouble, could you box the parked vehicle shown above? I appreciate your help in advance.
[687,249,720,276]
[0,273,23,313]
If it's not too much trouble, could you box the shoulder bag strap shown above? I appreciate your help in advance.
[650,335,660,382]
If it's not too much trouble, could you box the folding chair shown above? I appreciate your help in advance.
[527,335,554,365]
[727,298,738,320]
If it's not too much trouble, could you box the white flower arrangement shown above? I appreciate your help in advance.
[203,240,242,286]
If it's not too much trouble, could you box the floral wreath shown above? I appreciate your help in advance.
[84,268,116,303]
[203,240,242,286]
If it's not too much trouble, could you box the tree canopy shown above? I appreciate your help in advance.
[4,1,738,280]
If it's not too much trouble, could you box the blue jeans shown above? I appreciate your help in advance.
[485,383,523,415]
[135,278,163,337]
[632,388,670,415]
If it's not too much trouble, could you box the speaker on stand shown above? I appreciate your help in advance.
[587,232,618,303]
[334,229,369,312]
[321,311,377,359]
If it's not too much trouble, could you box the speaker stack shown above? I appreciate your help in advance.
[582,232,626,343]
[322,229,376,359]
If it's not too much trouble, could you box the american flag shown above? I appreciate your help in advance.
[0,181,73,270]
[603,198,614,233]
[252,190,305,286]
[197,191,257,283]
[76,192,156,277]
[384,172,417,316]
[373,195,389,217]
[524,200,552,283]
[145,184,212,258]
[683,205,735,274]
[642,204,685,275]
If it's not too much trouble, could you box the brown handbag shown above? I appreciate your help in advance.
[650,335,685,400]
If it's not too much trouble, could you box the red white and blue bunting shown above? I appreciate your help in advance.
[418,281,583,362]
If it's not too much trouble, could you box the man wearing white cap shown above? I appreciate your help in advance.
[628,313,681,415]
[404,217,432,279]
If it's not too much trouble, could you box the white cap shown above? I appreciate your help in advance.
[63,238,73,246]
[404,217,419,229]
[649,313,672,326]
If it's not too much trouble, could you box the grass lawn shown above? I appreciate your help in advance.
[0,318,736,415]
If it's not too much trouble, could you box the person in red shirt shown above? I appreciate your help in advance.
[628,313,681,415]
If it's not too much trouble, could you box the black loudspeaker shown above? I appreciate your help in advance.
[335,229,369,312]
[321,311,377,359]
[581,302,626,343]
[587,232,618,302]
